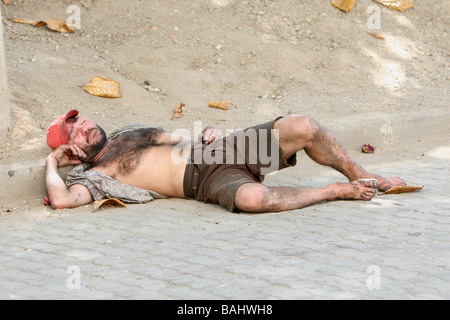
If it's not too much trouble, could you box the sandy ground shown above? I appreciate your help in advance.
[0,0,449,212]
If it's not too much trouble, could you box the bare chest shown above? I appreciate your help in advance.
[88,127,191,196]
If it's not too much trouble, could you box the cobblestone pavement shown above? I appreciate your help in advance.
[0,157,448,300]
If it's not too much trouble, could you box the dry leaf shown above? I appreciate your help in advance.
[209,100,237,110]
[93,198,126,211]
[374,0,413,12]
[8,18,76,33]
[43,196,50,206]
[82,76,122,98]
[3,0,11,6]
[46,19,76,33]
[331,0,357,12]
[361,144,376,153]
[383,185,424,194]
[8,18,47,27]
[172,103,185,119]
[368,32,385,39]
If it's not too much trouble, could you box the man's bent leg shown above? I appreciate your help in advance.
[235,179,379,213]
[273,115,405,191]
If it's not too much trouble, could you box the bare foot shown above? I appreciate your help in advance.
[328,178,379,201]
[363,175,406,192]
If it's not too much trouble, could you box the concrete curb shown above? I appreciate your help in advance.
[322,108,449,147]
[1,109,449,206]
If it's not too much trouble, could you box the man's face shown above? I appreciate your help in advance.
[65,116,107,161]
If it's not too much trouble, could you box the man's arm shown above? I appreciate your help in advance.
[45,145,94,210]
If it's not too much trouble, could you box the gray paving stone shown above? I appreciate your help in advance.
[0,158,449,299]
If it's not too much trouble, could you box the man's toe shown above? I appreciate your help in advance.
[357,178,379,189]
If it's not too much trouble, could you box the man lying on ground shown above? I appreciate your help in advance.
[45,110,405,213]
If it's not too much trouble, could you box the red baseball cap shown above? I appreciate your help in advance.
[47,110,79,150]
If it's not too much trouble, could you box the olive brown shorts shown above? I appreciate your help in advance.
[183,117,297,212]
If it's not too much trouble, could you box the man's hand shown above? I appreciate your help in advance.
[48,144,86,167]
[200,126,222,144]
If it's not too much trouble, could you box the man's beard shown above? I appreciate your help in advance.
[82,125,108,162]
